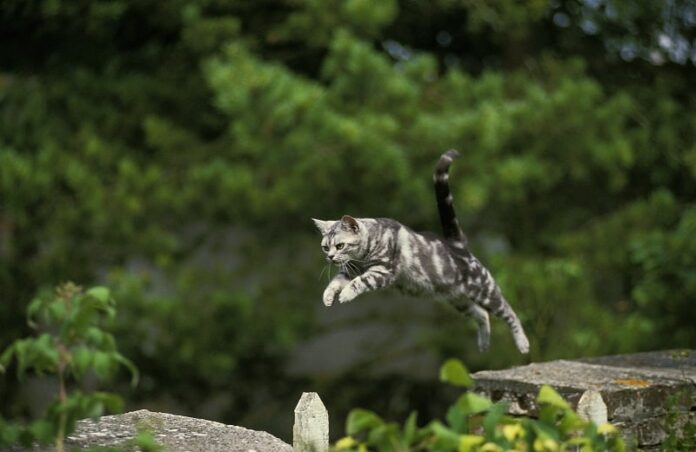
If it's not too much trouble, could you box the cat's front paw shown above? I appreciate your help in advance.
[322,287,339,307]
[338,284,359,304]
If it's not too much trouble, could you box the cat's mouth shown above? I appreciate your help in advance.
[327,256,348,265]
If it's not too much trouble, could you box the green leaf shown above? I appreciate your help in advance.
[54,392,87,436]
[564,436,591,447]
[456,392,493,415]
[26,297,45,328]
[447,392,493,434]
[0,345,15,373]
[8,334,60,377]
[132,428,163,452]
[31,334,60,374]
[446,404,468,433]
[84,327,106,347]
[113,352,140,387]
[558,408,584,433]
[537,385,570,410]
[458,434,485,452]
[86,287,111,304]
[93,391,124,413]
[92,351,114,380]
[28,419,55,444]
[47,300,67,324]
[346,409,383,435]
[86,399,105,419]
[14,339,29,379]
[428,420,460,450]
[71,346,93,379]
[530,419,562,442]
[366,422,398,447]
[99,332,117,352]
[482,401,508,440]
[439,359,473,388]
[402,411,417,446]
[538,404,562,426]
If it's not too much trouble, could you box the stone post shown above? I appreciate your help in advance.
[293,392,329,452]
[576,389,608,425]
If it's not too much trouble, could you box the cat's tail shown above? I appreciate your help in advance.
[434,149,467,246]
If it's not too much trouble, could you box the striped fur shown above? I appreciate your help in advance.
[312,151,529,354]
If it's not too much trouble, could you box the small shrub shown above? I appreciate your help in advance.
[0,282,138,451]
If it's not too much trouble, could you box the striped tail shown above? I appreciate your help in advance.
[434,149,467,246]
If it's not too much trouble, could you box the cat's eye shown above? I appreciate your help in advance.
[322,245,329,251]
[335,243,344,250]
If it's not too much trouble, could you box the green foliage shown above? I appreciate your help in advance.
[630,207,696,345]
[0,283,137,451]
[335,359,625,451]
[439,359,474,388]
[130,427,164,452]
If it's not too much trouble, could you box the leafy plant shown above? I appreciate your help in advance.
[335,358,624,451]
[0,282,138,451]
[130,427,164,452]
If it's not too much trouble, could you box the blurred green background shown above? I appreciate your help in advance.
[1,0,695,443]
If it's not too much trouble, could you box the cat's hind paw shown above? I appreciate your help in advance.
[514,333,530,354]
[477,330,490,352]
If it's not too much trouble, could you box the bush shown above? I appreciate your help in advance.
[335,359,624,451]
[0,282,137,451]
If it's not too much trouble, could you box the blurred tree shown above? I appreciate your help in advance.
[1,0,695,441]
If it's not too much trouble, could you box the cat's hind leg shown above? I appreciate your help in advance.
[491,298,529,354]
[455,303,491,352]
[465,278,530,354]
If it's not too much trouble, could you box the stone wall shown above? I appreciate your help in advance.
[10,351,694,451]
[473,350,696,449]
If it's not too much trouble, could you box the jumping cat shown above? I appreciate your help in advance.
[312,150,529,353]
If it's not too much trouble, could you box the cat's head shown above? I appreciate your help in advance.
[312,215,364,264]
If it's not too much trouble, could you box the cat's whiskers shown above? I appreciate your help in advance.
[340,262,351,277]
[319,262,332,282]
[328,263,335,283]
[345,260,361,277]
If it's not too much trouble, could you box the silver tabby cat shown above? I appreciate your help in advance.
[312,150,529,354]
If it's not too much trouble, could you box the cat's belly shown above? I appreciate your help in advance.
[394,279,427,296]
[393,272,455,298]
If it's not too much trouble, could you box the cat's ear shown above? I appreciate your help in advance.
[312,218,334,235]
[341,215,360,233]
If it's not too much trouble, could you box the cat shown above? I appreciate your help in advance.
[312,149,530,354]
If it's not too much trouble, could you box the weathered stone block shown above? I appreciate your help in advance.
[472,350,696,449]
[53,409,290,452]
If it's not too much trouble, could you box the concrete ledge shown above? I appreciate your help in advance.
[472,350,696,449]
